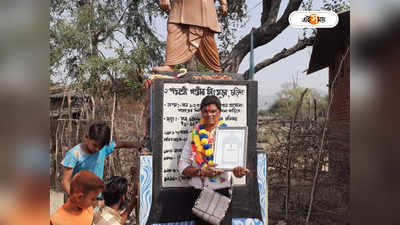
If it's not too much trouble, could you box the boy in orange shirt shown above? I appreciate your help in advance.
[51,170,104,225]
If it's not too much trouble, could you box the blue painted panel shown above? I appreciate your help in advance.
[140,156,153,225]
[232,218,264,225]
[257,153,268,225]
[152,222,195,225]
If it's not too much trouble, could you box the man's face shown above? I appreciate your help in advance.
[85,136,102,153]
[201,104,221,127]
[75,189,101,209]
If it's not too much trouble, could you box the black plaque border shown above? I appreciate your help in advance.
[147,78,261,224]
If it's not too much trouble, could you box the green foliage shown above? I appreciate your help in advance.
[301,0,314,11]
[257,132,271,143]
[217,0,248,59]
[117,79,145,99]
[258,109,269,117]
[268,82,328,119]
[322,0,350,13]
[50,0,248,95]
[196,61,213,73]
[50,0,165,96]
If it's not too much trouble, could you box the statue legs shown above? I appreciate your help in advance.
[152,23,222,73]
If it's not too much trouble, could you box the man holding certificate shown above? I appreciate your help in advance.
[178,95,249,225]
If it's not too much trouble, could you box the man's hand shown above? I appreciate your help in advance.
[138,136,150,155]
[160,0,171,12]
[139,146,149,155]
[201,164,224,178]
[233,166,249,178]
[219,3,228,16]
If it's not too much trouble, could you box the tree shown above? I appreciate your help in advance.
[50,0,167,95]
[268,81,328,119]
[235,0,350,77]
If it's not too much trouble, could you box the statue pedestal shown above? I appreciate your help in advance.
[148,71,245,81]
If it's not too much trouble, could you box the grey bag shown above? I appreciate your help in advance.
[192,188,231,225]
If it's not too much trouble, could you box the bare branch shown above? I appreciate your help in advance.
[271,128,282,144]
[285,88,308,218]
[116,29,136,47]
[261,0,282,25]
[116,1,134,28]
[261,0,272,25]
[222,0,303,73]
[97,1,135,43]
[243,36,315,79]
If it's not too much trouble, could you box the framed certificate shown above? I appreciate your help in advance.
[214,127,248,170]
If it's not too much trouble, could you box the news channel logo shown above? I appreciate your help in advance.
[289,11,338,28]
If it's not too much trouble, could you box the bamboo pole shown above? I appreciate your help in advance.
[109,92,117,176]
[68,94,72,148]
[91,96,96,120]
[54,90,67,187]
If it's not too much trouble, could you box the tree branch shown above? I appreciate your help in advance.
[135,13,162,44]
[222,0,302,73]
[261,0,282,25]
[243,36,315,79]
[261,0,272,24]
[98,1,135,43]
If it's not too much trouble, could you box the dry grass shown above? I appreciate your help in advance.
[258,115,349,225]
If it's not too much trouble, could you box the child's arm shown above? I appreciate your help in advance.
[61,167,73,195]
[114,141,143,151]
[120,196,137,225]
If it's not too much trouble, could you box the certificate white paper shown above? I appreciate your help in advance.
[214,127,248,170]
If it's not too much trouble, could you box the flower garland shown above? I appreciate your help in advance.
[191,117,227,182]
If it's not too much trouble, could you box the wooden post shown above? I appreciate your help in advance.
[91,96,96,120]
[314,98,317,121]
[68,94,72,148]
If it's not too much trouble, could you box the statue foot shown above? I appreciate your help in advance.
[152,65,174,73]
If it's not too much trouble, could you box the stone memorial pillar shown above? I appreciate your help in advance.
[139,74,266,225]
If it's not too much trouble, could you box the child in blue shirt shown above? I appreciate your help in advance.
[61,122,143,195]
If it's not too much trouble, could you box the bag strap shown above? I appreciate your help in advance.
[228,175,233,198]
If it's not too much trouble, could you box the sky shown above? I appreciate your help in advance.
[235,0,329,108]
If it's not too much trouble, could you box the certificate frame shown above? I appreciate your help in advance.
[214,126,248,171]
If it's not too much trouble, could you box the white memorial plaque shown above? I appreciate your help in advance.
[162,83,247,188]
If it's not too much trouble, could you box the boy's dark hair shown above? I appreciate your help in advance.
[88,122,110,148]
[70,170,104,195]
[103,176,128,206]
[200,95,221,111]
